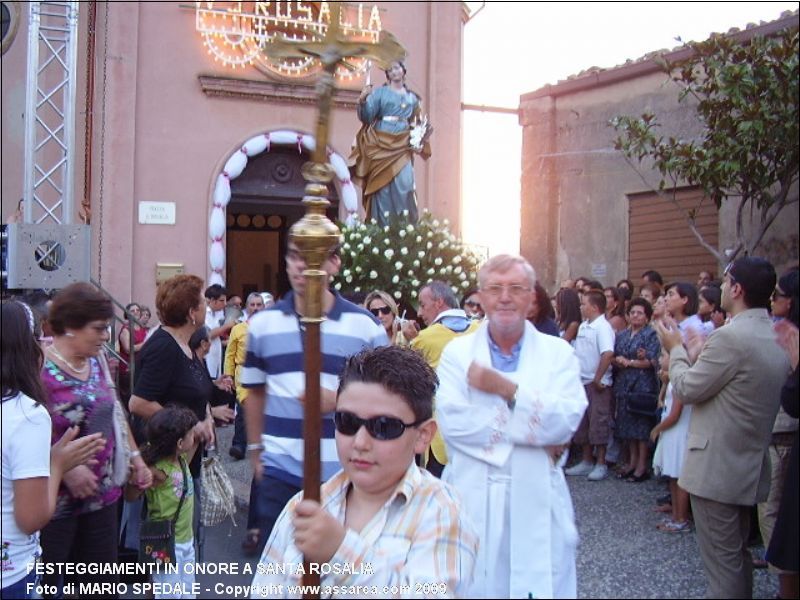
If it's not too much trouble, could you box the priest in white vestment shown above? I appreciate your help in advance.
[437,255,588,599]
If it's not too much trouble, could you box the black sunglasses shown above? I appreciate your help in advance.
[334,411,425,441]
[369,306,392,317]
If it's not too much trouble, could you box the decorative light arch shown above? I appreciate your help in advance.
[208,130,358,286]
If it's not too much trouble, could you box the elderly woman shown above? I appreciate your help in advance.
[364,290,405,345]
[130,275,216,482]
[39,283,150,597]
[612,297,661,482]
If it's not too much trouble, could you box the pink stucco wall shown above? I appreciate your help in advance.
[2,2,464,308]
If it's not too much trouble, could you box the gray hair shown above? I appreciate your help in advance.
[246,292,263,305]
[478,255,537,288]
[422,281,459,309]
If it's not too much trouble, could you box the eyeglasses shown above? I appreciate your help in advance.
[482,284,531,298]
[334,411,425,441]
[465,300,482,310]
[369,306,392,317]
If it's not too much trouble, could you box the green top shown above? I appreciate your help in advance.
[145,455,194,543]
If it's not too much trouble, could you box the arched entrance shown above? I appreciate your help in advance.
[208,130,357,297]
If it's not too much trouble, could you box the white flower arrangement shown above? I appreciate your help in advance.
[335,210,481,312]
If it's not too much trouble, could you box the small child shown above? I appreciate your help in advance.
[250,345,478,597]
[127,406,198,598]
[650,350,692,533]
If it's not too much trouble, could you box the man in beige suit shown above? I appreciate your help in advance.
[656,257,790,599]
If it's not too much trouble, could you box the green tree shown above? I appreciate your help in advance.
[611,27,799,266]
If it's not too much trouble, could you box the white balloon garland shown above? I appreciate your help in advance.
[208,131,357,286]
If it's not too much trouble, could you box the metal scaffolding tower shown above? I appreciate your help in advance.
[5,1,90,289]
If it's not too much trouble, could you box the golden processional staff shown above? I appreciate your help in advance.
[266,5,406,597]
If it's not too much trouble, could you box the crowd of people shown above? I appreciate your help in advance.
[2,248,798,599]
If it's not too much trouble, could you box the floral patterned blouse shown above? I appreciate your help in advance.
[42,357,121,518]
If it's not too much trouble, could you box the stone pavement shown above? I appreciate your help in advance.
[214,426,780,599]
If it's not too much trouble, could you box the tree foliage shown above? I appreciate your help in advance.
[611,27,799,265]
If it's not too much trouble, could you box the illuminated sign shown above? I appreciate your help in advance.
[195,1,382,80]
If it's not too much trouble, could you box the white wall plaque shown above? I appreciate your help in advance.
[591,263,608,279]
[138,201,176,225]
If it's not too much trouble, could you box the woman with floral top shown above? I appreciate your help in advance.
[39,283,151,598]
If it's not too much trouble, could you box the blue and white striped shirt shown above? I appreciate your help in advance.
[240,291,389,487]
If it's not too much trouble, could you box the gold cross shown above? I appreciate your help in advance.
[268,6,406,598]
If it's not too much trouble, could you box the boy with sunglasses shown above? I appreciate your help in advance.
[250,346,478,597]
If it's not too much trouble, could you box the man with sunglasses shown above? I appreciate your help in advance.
[436,254,588,599]
[251,345,478,597]
[240,241,388,557]
[655,256,790,599]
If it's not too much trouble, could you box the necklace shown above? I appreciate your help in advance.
[48,344,89,375]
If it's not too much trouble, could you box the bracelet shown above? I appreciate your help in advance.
[246,443,264,452]
[130,450,141,459]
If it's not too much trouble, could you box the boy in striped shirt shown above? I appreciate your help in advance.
[241,241,388,555]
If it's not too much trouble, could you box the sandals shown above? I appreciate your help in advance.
[626,471,651,483]
[657,519,692,533]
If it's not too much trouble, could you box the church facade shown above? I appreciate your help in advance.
[2,1,468,304]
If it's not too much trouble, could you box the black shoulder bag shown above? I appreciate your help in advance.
[138,457,189,566]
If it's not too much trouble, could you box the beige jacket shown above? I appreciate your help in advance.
[671,309,790,505]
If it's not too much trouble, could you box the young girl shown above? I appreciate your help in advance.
[1,301,104,599]
[650,350,692,533]
[128,406,198,598]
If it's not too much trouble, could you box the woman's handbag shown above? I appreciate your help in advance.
[139,459,188,565]
[627,391,660,418]
[98,351,132,487]
[200,449,236,527]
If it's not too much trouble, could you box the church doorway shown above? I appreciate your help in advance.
[225,145,339,300]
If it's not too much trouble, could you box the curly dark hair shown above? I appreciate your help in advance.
[627,297,653,321]
[338,345,437,422]
[141,405,198,466]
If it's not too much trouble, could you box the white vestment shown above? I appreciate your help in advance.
[437,321,588,599]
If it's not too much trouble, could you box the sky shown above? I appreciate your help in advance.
[459,1,798,256]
